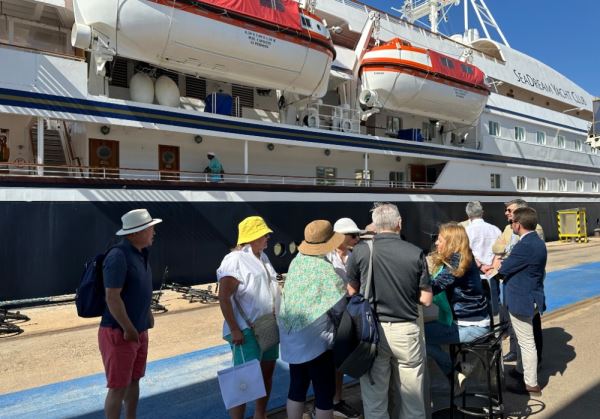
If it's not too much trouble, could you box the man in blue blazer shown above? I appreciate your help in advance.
[495,207,546,396]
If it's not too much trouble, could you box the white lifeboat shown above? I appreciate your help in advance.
[71,0,335,98]
[359,38,490,124]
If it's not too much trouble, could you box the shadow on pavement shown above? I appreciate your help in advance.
[500,326,574,418]
[547,381,600,418]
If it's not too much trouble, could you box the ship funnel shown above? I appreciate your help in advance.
[359,90,379,108]
[71,23,92,49]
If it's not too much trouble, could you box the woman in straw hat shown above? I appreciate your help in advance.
[217,216,281,419]
[279,220,347,419]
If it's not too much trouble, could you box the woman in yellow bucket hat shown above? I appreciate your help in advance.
[217,215,281,419]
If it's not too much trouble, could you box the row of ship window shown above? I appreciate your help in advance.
[488,121,595,153]
[491,173,599,192]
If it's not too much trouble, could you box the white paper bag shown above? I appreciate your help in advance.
[217,347,266,410]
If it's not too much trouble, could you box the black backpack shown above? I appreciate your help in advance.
[333,240,379,379]
[75,246,119,318]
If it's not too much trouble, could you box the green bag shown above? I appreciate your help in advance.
[432,266,454,326]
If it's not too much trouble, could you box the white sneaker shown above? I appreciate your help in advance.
[453,360,476,395]
[456,371,467,394]
[453,371,466,396]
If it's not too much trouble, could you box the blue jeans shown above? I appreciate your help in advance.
[425,322,489,375]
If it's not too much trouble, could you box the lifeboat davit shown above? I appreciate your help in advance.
[71,0,335,97]
[359,38,490,123]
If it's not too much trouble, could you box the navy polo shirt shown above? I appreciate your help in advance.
[100,239,153,332]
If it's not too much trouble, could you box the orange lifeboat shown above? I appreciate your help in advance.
[359,38,490,123]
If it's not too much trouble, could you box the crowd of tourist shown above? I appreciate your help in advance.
[94,199,546,419]
[214,199,547,418]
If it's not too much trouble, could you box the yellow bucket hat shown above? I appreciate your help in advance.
[237,216,273,245]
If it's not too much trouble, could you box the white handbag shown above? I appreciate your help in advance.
[217,346,266,410]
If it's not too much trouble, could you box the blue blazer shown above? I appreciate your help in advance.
[499,232,547,317]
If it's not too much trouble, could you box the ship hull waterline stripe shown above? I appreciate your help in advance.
[0,88,596,174]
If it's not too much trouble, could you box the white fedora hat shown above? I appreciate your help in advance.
[333,217,363,235]
[116,209,162,236]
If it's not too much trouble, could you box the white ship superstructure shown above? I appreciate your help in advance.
[0,0,598,301]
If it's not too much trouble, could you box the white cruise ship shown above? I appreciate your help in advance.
[0,0,598,301]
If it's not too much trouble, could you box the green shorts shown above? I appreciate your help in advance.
[224,328,279,365]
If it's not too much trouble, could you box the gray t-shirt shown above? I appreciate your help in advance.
[346,233,431,323]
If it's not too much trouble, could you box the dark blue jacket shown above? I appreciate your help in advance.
[432,254,488,321]
[498,232,547,317]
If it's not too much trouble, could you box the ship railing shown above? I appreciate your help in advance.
[0,162,435,189]
[303,101,361,134]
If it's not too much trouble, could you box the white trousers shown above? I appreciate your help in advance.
[360,321,426,419]
[509,312,538,387]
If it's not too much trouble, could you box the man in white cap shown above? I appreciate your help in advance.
[99,209,162,419]
[204,151,224,182]
[326,217,361,418]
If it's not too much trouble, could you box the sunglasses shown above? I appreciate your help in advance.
[504,208,513,213]
[346,233,359,239]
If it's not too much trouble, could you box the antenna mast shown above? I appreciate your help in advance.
[468,0,510,46]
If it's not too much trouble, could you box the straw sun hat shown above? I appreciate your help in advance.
[298,220,345,256]
[237,216,273,245]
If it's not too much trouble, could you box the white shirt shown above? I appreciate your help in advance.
[466,218,502,266]
[326,249,352,282]
[279,313,334,364]
[217,245,281,337]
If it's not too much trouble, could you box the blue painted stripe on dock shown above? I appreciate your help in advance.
[0,345,294,419]
[1,261,598,418]
[544,261,600,312]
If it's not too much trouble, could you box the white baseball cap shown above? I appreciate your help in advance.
[333,218,363,235]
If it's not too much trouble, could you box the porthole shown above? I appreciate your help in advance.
[273,242,286,257]
[288,241,298,255]
[96,145,112,159]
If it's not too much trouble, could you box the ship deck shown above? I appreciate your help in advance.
[1,240,600,418]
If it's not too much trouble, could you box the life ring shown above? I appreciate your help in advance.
[304,109,319,128]
[341,119,353,132]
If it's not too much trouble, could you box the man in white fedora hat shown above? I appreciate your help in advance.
[99,208,162,419]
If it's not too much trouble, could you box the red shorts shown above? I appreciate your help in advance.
[98,326,149,388]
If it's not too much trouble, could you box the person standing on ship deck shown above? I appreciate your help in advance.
[204,151,224,182]
[217,216,281,419]
[99,209,162,419]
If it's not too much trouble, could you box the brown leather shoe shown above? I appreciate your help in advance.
[506,382,542,397]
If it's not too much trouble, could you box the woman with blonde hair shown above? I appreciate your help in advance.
[217,216,281,419]
[425,222,489,388]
